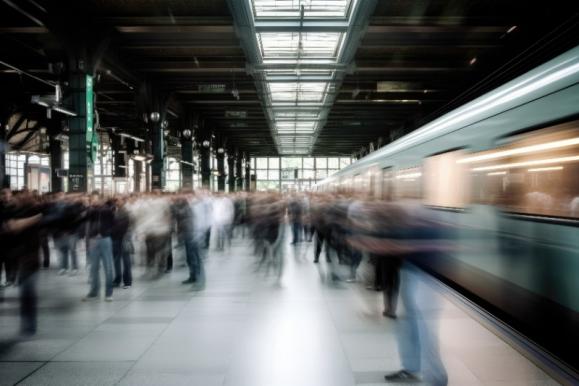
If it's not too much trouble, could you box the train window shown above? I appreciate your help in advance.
[424,150,469,208]
[461,121,579,218]
[395,167,422,199]
[353,174,362,193]
[368,167,380,198]
[382,167,394,201]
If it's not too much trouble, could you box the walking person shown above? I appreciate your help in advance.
[83,192,115,301]
[111,197,132,289]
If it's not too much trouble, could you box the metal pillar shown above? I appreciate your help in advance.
[181,137,193,190]
[200,144,210,189]
[244,155,251,192]
[227,154,235,192]
[150,119,164,191]
[134,160,142,192]
[217,151,225,191]
[67,70,94,193]
[235,156,243,191]
[48,120,63,192]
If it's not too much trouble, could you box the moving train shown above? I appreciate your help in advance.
[317,45,579,373]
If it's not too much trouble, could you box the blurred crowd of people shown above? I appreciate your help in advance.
[0,188,449,385]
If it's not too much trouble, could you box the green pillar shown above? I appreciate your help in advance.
[68,72,96,193]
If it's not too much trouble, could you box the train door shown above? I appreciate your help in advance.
[382,167,394,201]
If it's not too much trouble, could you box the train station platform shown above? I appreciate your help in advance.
[0,236,559,386]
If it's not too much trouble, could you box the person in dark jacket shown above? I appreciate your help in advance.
[52,193,85,275]
[0,188,18,286]
[172,196,200,286]
[111,197,132,289]
[2,190,54,335]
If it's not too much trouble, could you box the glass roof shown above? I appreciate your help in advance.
[258,32,343,60]
[252,0,352,19]
[268,82,328,102]
[247,0,358,154]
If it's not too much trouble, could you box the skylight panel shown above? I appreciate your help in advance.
[252,0,351,19]
[268,82,328,102]
[258,32,342,59]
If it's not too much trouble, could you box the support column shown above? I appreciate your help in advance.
[244,154,251,192]
[180,136,193,190]
[67,70,95,193]
[134,160,142,192]
[235,155,242,191]
[227,154,235,192]
[216,149,225,191]
[150,118,164,191]
[200,141,211,189]
[48,119,63,192]
[145,162,150,192]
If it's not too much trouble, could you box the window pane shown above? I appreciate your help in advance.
[303,157,314,169]
[281,157,301,169]
[328,169,339,176]
[303,169,315,179]
[268,170,279,180]
[256,170,268,180]
[316,169,327,179]
[395,167,422,199]
[340,158,351,167]
[256,158,268,169]
[328,157,339,168]
[316,157,327,169]
[424,150,468,208]
[269,157,280,169]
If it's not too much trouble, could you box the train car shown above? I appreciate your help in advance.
[317,45,579,372]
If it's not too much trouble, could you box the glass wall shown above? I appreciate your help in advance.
[252,156,352,192]
[6,152,50,192]
[93,140,114,195]
[6,153,26,190]
[165,157,181,192]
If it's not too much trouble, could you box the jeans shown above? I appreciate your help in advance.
[55,234,78,270]
[184,235,203,283]
[87,237,114,297]
[291,221,301,243]
[112,237,132,286]
[397,264,447,385]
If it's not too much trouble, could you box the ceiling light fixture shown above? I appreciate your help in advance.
[458,137,579,163]
[528,166,564,172]
[472,155,579,171]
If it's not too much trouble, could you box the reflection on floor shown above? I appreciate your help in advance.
[0,237,560,386]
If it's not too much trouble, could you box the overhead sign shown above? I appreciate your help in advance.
[85,75,98,164]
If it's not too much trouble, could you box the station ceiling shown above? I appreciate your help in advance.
[0,0,578,156]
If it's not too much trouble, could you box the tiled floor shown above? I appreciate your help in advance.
[0,236,560,386]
